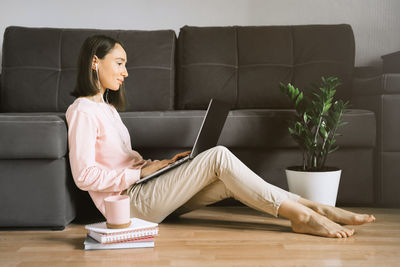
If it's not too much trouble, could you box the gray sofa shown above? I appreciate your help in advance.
[0,24,393,229]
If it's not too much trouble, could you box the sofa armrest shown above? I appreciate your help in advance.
[352,70,400,150]
[354,66,382,78]
[0,114,68,159]
[353,67,400,96]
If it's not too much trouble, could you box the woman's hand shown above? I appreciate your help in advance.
[139,151,191,178]
[170,150,191,162]
[140,160,171,178]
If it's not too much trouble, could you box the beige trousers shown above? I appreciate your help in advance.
[126,146,299,223]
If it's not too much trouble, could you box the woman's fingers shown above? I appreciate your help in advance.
[160,159,171,167]
[171,151,192,161]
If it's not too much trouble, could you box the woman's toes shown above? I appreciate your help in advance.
[340,230,347,238]
[340,228,354,238]
[342,230,350,238]
[333,228,353,238]
[354,214,375,225]
[347,228,355,237]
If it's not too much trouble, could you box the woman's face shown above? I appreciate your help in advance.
[95,43,128,92]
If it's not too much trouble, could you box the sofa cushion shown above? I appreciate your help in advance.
[1,26,176,112]
[120,109,375,149]
[177,24,355,109]
[0,115,67,159]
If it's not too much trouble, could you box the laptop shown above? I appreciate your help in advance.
[136,98,230,184]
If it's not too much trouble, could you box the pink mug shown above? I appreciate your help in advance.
[104,195,131,229]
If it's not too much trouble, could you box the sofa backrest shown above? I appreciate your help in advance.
[1,26,176,112]
[176,24,355,109]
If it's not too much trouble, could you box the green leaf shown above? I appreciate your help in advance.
[295,92,303,107]
[303,112,308,123]
[320,125,328,138]
[330,139,337,145]
[323,103,332,113]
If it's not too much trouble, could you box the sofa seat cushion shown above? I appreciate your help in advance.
[0,115,67,159]
[120,109,375,149]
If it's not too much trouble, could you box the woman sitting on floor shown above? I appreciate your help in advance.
[66,35,375,239]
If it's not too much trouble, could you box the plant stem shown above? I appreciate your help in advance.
[319,133,329,169]
[312,112,324,169]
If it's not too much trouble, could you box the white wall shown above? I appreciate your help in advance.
[0,0,399,72]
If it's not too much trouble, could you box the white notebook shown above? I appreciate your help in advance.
[84,235,154,250]
[85,217,158,234]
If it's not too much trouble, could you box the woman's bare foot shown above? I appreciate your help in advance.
[291,211,355,238]
[298,198,376,225]
[279,199,355,238]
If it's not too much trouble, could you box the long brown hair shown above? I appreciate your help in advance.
[71,35,126,111]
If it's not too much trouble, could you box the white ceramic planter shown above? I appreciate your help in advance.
[285,168,341,206]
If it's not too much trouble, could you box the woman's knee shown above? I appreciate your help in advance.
[212,145,230,154]
[209,145,235,167]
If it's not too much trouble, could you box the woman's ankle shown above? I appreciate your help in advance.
[297,197,326,215]
[278,198,312,224]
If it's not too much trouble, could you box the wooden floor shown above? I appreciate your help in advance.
[0,206,399,267]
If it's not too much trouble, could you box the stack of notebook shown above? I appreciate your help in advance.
[84,217,159,250]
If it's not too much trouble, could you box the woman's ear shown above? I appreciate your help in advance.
[91,55,99,70]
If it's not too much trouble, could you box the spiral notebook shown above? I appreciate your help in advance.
[85,217,158,244]
[88,227,158,244]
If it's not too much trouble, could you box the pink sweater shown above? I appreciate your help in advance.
[66,98,148,216]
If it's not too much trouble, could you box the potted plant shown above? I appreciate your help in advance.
[280,76,349,206]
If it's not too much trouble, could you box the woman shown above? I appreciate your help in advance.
[66,35,375,239]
